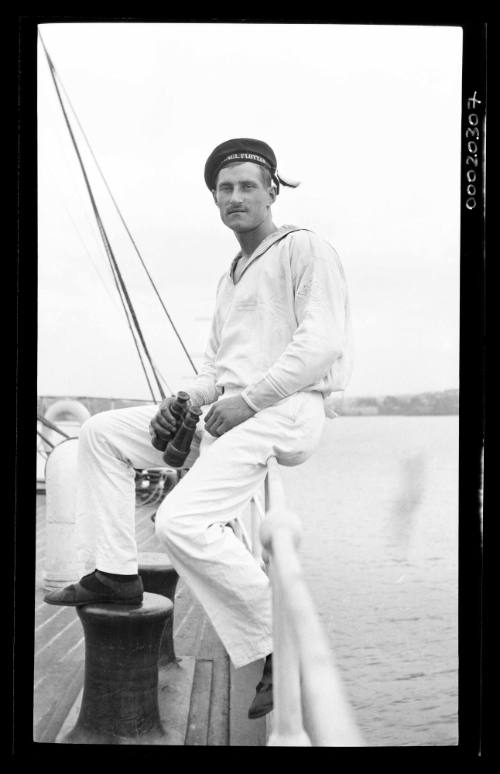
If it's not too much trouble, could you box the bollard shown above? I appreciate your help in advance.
[63,593,172,745]
[44,438,80,589]
[138,552,180,664]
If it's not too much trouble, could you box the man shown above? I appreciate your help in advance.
[45,138,353,719]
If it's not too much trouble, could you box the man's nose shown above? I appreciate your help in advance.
[229,187,243,203]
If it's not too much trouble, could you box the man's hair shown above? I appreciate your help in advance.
[214,161,276,192]
[258,166,275,190]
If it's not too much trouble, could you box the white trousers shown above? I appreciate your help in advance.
[75,390,325,668]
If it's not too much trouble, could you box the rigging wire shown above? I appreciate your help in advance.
[40,100,110,267]
[37,414,71,438]
[94,214,163,401]
[39,32,164,403]
[47,173,124,314]
[59,184,174,396]
[42,116,171,397]
[37,430,55,449]
[149,360,173,396]
[56,76,198,376]
[106,251,160,400]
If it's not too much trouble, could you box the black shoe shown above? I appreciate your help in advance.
[44,571,144,607]
[248,654,273,719]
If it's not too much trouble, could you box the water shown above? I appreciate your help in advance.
[279,416,458,746]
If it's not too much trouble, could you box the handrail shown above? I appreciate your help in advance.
[256,456,364,747]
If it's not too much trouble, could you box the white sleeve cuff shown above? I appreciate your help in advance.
[240,389,260,413]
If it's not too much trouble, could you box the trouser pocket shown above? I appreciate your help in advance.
[275,392,325,467]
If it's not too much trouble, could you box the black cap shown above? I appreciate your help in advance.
[204,138,300,194]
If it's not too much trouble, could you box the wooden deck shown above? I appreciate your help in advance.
[34,492,266,746]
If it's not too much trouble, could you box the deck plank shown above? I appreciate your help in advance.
[208,656,230,746]
[33,491,261,745]
[34,616,83,676]
[229,660,267,746]
[185,660,213,745]
[34,601,68,630]
[156,658,197,745]
[34,606,78,653]
[35,662,85,743]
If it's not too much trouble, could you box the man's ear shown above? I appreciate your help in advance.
[268,186,277,205]
[212,190,218,205]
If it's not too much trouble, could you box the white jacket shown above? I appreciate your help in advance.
[181,225,353,418]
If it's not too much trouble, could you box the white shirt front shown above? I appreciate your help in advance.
[181,225,353,417]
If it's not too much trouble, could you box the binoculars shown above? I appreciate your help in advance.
[151,391,201,468]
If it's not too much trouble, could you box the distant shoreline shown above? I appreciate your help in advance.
[336,411,458,417]
[38,388,459,418]
[339,388,458,416]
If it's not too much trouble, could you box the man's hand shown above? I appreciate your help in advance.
[149,396,190,450]
[204,394,255,437]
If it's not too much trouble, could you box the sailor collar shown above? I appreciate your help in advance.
[229,225,306,283]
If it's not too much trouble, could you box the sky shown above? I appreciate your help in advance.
[37,22,463,400]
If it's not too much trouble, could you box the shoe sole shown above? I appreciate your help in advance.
[44,596,143,607]
[248,705,273,719]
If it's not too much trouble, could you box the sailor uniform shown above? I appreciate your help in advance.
[179,225,353,418]
[74,224,352,668]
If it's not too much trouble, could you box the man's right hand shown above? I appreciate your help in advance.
[149,396,187,451]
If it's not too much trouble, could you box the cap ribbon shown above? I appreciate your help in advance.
[218,152,300,192]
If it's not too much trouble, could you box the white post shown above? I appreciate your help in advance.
[260,460,311,746]
[43,438,80,589]
[267,561,311,747]
[277,539,364,746]
[262,456,363,747]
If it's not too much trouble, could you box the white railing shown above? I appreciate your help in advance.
[239,456,364,747]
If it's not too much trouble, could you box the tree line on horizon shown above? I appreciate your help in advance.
[339,388,459,415]
[38,388,459,418]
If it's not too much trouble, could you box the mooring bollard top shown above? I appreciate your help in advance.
[78,592,173,618]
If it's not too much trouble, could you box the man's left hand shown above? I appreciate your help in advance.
[204,395,255,437]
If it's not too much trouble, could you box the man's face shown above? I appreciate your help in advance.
[213,162,276,233]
